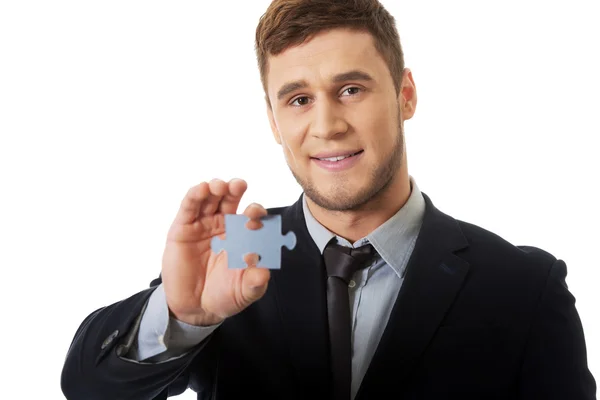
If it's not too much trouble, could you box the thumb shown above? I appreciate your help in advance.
[241,266,271,304]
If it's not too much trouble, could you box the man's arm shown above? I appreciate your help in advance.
[60,279,219,400]
[518,259,597,399]
[124,283,221,363]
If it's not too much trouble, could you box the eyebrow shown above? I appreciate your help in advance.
[276,70,374,101]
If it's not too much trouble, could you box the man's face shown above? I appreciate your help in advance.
[266,28,416,212]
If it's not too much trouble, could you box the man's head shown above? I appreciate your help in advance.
[255,0,417,212]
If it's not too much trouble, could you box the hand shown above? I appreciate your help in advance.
[161,178,270,326]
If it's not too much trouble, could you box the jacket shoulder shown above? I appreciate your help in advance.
[455,219,558,276]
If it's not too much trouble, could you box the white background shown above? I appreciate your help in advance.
[1,1,598,398]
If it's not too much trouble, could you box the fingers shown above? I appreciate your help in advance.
[243,202,268,230]
[243,253,260,266]
[174,178,248,225]
[199,179,230,215]
[217,178,248,215]
[241,266,270,304]
[173,182,210,224]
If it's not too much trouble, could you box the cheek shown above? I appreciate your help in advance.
[276,121,307,156]
[372,106,399,140]
[278,132,304,168]
[354,99,393,130]
[358,115,390,147]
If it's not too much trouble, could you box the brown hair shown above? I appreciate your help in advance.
[255,0,405,107]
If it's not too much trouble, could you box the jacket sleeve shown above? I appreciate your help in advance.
[518,259,597,399]
[125,283,221,362]
[60,276,218,400]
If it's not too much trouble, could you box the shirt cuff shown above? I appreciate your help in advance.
[135,283,222,361]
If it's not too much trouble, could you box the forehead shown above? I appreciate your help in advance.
[266,28,387,97]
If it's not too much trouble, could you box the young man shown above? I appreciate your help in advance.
[61,1,596,399]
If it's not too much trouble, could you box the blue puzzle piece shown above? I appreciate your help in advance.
[210,214,296,270]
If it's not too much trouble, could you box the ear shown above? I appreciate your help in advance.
[267,101,282,145]
[398,68,417,120]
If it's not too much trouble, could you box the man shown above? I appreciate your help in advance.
[61,0,596,399]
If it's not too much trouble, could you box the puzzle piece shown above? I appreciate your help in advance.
[210,214,296,270]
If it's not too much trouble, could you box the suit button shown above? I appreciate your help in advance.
[101,330,119,349]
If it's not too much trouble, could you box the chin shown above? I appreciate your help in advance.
[303,177,387,212]
[291,144,402,212]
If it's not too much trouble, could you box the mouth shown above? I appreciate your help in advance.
[311,150,364,162]
[310,149,365,172]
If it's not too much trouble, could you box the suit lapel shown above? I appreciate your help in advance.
[356,192,471,399]
[271,197,332,397]
[272,191,471,398]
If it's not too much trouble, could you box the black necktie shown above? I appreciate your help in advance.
[323,242,375,400]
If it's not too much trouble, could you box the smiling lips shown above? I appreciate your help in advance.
[312,149,363,160]
[311,150,364,171]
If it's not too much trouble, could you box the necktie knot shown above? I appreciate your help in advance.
[324,242,375,284]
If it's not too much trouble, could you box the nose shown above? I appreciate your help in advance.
[310,98,348,139]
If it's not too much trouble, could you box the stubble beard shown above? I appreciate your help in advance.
[290,110,405,212]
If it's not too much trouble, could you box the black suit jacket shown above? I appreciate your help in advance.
[61,191,596,399]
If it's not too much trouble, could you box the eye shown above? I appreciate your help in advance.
[290,96,311,107]
[342,86,362,96]
[289,87,362,107]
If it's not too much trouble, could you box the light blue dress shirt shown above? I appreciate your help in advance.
[124,175,426,399]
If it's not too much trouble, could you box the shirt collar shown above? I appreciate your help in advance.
[302,175,426,278]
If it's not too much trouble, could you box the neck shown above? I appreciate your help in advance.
[305,168,411,244]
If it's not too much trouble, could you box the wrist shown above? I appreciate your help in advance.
[168,308,224,327]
